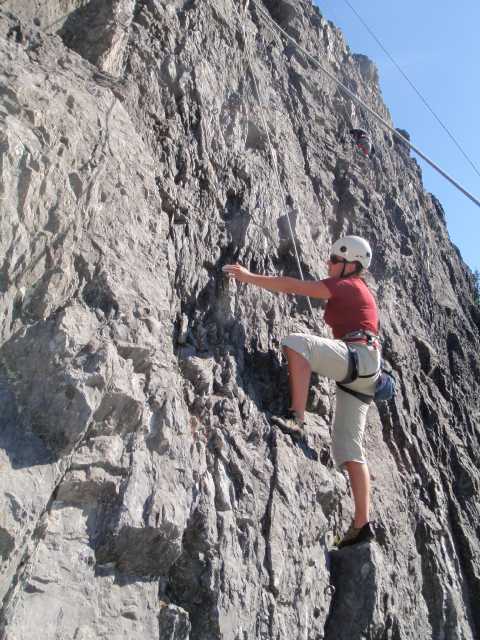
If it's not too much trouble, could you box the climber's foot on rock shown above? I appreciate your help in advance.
[336,521,375,549]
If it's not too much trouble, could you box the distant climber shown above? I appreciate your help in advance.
[223,235,380,548]
[350,128,375,158]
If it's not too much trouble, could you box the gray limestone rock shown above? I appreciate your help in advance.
[0,1,479,639]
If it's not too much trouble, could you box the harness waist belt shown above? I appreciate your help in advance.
[342,330,380,349]
[342,330,380,341]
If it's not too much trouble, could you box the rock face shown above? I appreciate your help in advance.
[0,1,479,638]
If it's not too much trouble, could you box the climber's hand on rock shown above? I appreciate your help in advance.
[222,264,252,283]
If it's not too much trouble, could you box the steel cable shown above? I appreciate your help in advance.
[251,0,480,209]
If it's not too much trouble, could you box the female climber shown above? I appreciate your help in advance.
[223,235,380,548]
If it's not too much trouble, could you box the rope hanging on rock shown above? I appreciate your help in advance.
[251,0,480,210]
[232,0,317,320]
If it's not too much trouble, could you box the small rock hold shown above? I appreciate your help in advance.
[14,287,25,307]
[121,609,138,620]
[158,604,191,640]
[177,313,189,344]
[163,56,177,84]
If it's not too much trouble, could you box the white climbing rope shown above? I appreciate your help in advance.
[251,0,480,210]
[232,0,317,320]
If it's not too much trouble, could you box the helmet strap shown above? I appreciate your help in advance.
[340,261,362,278]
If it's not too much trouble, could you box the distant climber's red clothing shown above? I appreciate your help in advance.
[322,276,378,339]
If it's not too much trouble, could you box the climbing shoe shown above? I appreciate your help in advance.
[337,521,375,549]
[270,410,306,440]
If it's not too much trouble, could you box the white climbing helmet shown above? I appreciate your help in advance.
[331,235,372,270]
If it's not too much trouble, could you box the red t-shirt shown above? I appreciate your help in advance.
[323,276,378,339]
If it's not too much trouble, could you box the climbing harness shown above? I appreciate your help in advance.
[342,329,380,346]
[337,369,396,405]
[336,330,396,404]
[338,345,360,385]
[338,331,379,385]
[251,0,480,209]
[337,341,396,405]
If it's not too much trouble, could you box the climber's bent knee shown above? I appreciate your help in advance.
[281,333,349,379]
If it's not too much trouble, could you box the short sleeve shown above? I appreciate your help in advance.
[321,277,343,297]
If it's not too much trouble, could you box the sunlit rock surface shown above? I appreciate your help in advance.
[0,1,479,638]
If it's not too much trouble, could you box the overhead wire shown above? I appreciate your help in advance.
[340,0,480,181]
[251,0,480,210]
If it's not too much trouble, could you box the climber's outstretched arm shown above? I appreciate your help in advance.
[222,264,331,299]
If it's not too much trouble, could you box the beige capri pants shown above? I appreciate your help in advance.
[281,333,381,468]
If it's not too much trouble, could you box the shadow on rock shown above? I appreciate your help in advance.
[173,261,290,418]
[95,523,182,578]
[324,542,382,640]
[172,256,321,462]
[0,371,56,469]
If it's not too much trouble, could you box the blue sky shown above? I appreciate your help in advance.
[315,1,480,274]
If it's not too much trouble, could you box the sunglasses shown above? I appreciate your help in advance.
[329,255,347,264]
